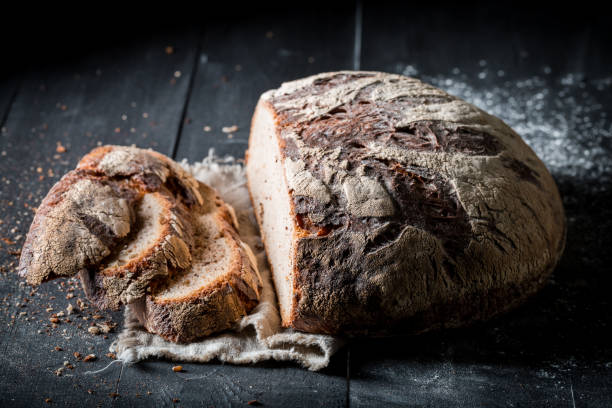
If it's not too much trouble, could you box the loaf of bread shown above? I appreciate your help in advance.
[246,71,566,335]
[19,146,262,342]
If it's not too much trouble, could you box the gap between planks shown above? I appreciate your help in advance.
[171,30,203,160]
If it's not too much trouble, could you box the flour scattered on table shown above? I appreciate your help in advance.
[400,65,612,188]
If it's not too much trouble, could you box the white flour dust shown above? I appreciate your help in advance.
[399,65,612,189]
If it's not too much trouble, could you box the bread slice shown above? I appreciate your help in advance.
[140,184,262,343]
[79,189,192,310]
[18,173,135,285]
[20,145,262,341]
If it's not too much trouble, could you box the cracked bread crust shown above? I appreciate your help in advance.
[249,71,566,335]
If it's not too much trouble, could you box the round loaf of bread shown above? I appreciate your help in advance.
[246,71,566,335]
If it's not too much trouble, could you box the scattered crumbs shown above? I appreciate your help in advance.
[114,127,120,133]
[172,365,183,372]
[54,346,62,351]
[130,127,136,133]
[106,352,116,359]
[87,389,94,394]
[121,114,127,121]
[1,237,15,245]
[174,70,182,78]
[88,326,100,335]
[165,46,174,55]
[55,142,66,153]
[83,354,96,362]
[142,112,149,119]
[222,125,238,133]
[73,352,82,360]
[45,398,52,404]
[203,126,211,132]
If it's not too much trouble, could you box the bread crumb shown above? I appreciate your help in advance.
[222,125,238,133]
[88,326,100,335]
[83,354,96,362]
[56,143,66,153]
[172,365,182,372]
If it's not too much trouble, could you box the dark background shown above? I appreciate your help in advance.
[1,1,611,406]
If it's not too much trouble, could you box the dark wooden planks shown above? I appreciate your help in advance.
[0,30,198,406]
[112,360,347,407]
[354,3,612,407]
[111,8,355,408]
[174,9,355,161]
[0,78,19,128]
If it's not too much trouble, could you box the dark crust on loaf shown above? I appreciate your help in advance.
[254,71,566,335]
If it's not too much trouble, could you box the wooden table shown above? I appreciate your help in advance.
[1,3,611,406]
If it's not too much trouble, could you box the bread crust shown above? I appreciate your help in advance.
[247,71,566,335]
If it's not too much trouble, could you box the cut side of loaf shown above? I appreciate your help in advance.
[247,71,566,335]
[141,184,262,343]
[247,102,296,325]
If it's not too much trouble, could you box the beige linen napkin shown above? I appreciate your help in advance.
[109,152,343,371]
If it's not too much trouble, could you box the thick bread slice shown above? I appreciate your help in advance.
[18,172,135,285]
[79,190,192,310]
[246,71,566,335]
[140,183,262,343]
